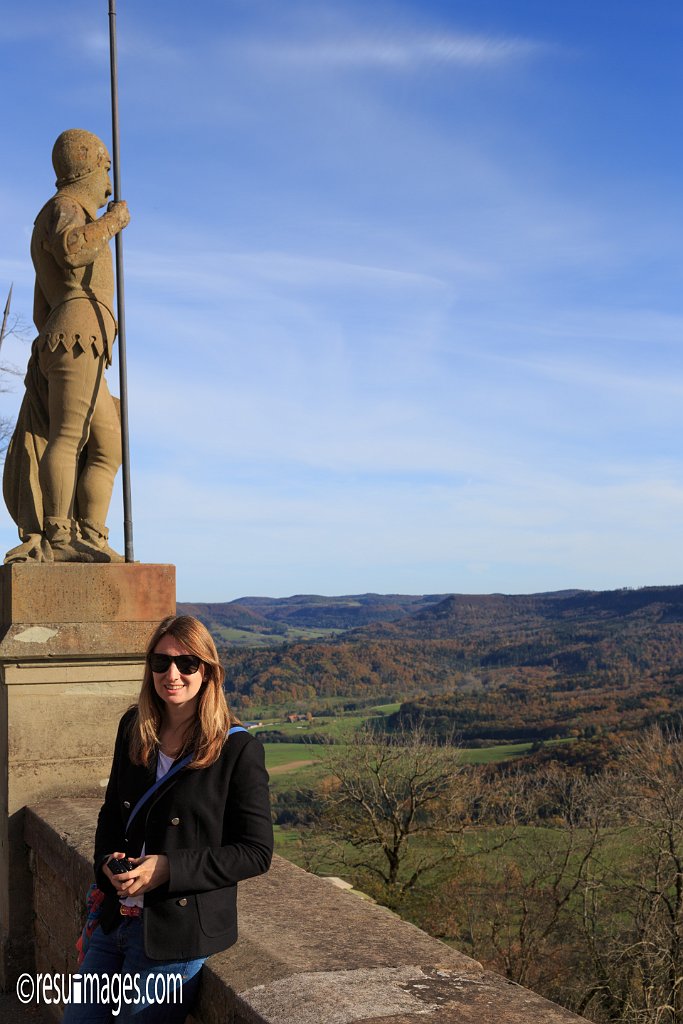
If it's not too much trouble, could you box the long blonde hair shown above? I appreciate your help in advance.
[129,615,234,769]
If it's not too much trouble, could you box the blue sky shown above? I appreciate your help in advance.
[1,1,682,601]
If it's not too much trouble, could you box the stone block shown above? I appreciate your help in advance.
[0,563,175,659]
[0,563,175,625]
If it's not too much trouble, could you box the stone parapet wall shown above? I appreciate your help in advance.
[25,799,590,1024]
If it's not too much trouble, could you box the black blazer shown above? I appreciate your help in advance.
[94,708,273,960]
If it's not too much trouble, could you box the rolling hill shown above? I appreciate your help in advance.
[192,586,683,744]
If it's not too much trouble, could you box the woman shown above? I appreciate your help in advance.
[63,615,273,1023]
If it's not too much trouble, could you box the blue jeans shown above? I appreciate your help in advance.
[62,916,206,1023]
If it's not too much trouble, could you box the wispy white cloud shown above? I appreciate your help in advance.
[508,353,683,401]
[470,309,683,350]
[124,452,683,599]
[0,11,182,63]
[246,31,547,71]
[78,28,183,64]
[127,247,451,296]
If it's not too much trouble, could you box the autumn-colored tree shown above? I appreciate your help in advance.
[425,763,604,1003]
[420,727,683,1023]
[578,727,683,1024]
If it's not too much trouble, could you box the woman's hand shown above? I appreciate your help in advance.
[105,853,170,897]
[102,852,128,885]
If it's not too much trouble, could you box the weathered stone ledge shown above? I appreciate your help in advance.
[24,799,590,1024]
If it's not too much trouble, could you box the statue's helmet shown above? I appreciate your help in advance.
[52,129,110,188]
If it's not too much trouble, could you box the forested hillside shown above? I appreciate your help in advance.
[207,586,683,743]
[178,592,447,640]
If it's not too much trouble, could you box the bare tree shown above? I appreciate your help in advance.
[296,725,683,1022]
[0,305,30,461]
[311,723,475,901]
[427,763,606,1006]
[578,727,683,1024]
[0,361,21,459]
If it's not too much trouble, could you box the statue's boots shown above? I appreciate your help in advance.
[44,517,109,563]
[78,518,125,563]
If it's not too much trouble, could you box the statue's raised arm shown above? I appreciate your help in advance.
[3,129,130,564]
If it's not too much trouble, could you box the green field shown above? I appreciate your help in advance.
[255,701,447,743]
[216,625,342,649]
[252,695,578,790]
[254,714,369,742]
[462,738,576,763]
[262,737,574,793]
[458,742,534,763]
[263,743,323,769]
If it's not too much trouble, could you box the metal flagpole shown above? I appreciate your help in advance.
[107,0,134,562]
[0,284,12,354]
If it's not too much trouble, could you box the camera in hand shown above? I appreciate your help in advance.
[108,857,135,875]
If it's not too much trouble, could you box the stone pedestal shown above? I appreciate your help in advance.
[0,562,175,989]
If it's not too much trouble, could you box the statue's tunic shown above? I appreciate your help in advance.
[31,192,118,363]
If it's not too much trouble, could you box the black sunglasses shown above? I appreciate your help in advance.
[148,653,202,675]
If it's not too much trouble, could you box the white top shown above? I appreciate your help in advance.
[121,749,175,909]
[157,749,175,776]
